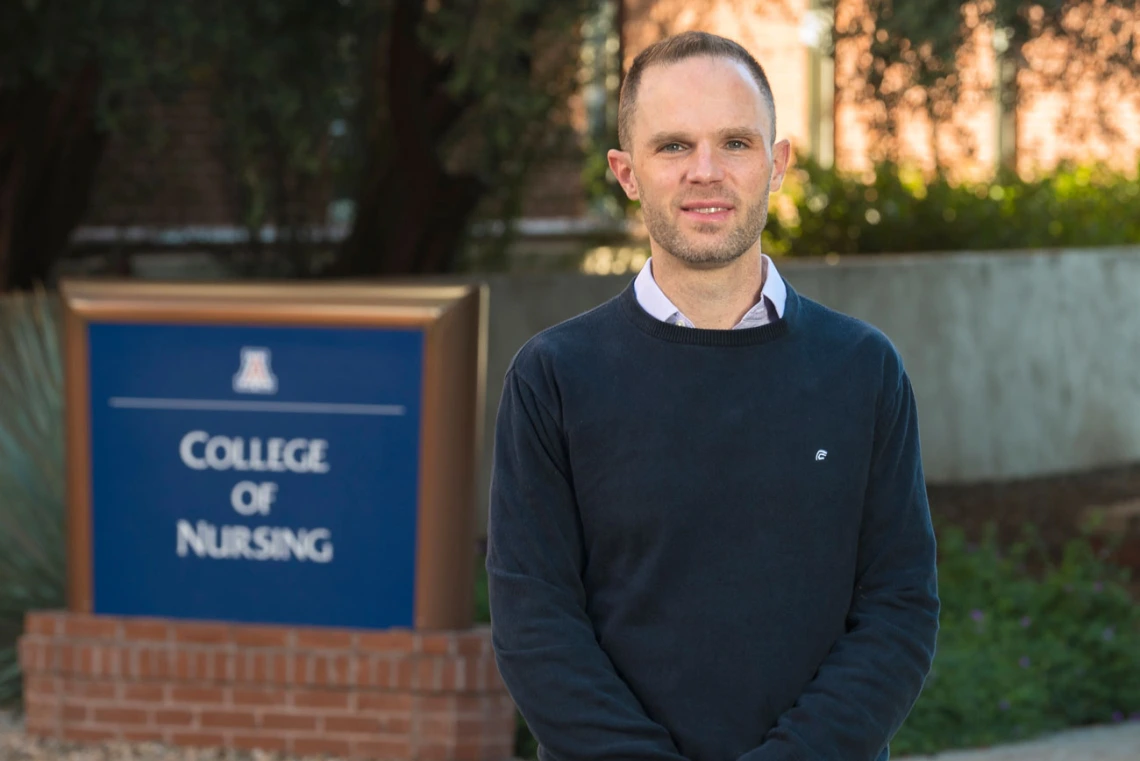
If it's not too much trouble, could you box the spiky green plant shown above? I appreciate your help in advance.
[0,288,66,707]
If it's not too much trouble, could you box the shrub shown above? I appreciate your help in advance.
[0,289,66,708]
[892,522,1140,755]
[762,157,1140,257]
[578,159,1140,274]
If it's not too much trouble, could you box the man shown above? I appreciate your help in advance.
[485,30,939,761]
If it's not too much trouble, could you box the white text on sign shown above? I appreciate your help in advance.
[174,430,335,563]
[179,431,330,473]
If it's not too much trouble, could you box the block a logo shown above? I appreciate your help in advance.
[233,347,278,395]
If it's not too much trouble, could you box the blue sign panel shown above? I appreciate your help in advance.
[86,322,424,629]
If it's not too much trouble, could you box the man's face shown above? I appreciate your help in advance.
[608,56,790,268]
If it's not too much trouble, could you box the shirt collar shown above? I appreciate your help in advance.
[633,253,787,324]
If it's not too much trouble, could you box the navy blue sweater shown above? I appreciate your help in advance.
[486,278,940,761]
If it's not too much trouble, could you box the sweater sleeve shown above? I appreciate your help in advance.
[486,366,688,761]
[738,363,941,761]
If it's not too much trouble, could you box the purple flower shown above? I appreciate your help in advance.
[1113,711,1124,723]
[1019,656,1031,669]
[1093,581,1104,593]
[971,609,985,623]
[1104,627,1116,641]
[999,700,1011,711]
[1130,712,1140,722]
[1020,616,1032,628]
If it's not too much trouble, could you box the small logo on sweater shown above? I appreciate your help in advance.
[815,450,828,461]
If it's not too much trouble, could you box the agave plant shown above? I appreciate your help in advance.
[0,288,66,707]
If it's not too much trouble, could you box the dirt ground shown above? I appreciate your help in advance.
[926,460,1140,592]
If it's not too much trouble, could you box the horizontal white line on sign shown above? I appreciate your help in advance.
[107,397,406,416]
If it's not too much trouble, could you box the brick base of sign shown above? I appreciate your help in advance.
[17,611,516,761]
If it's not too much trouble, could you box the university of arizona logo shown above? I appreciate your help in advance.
[233,347,278,394]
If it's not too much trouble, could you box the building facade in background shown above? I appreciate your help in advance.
[74,0,1140,250]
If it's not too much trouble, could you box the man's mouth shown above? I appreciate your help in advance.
[679,201,734,221]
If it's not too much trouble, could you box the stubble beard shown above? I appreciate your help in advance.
[637,180,771,267]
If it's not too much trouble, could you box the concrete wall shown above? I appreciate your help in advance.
[458,246,1140,532]
[37,245,1140,534]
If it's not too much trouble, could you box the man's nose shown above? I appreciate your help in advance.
[687,143,725,183]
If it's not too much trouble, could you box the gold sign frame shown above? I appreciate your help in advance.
[59,278,489,631]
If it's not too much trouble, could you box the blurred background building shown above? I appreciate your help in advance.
[68,0,1140,267]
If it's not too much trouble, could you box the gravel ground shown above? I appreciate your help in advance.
[0,712,276,761]
[4,711,1140,761]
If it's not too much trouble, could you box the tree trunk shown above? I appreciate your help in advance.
[0,64,108,292]
[997,47,1020,172]
[335,1,484,277]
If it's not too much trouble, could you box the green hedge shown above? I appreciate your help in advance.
[760,158,1140,257]
[892,523,1140,755]
[476,521,1140,758]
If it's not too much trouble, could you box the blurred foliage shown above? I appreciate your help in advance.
[475,523,1140,759]
[0,289,65,707]
[6,0,1139,283]
[892,522,1140,755]
[1,0,601,286]
[0,0,198,125]
[580,158,1140,269]
[190,0,360,272]
[577,1,628,221]
[760,157,1140,257]
[340,0,596,276]
[0,0,202,290]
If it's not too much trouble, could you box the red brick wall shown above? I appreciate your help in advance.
[83,88,246,228]
[518,158,588,219]
[623,0,1140,180]
[80,85,585,231]
[18,611,516,761]
[82,86,334,229]
[622,0,813,158]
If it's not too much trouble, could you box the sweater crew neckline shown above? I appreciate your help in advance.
[618,276,795,346]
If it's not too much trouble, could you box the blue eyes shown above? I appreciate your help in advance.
[659,141,749,152]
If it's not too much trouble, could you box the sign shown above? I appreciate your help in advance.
[61,281,487,631]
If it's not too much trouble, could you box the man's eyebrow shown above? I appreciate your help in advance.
[717,127,766,140]
[644,127,766,146]
[645,131,689,146]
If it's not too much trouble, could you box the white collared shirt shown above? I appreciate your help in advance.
[633,254,787,329]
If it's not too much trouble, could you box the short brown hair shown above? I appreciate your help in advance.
[617,31,777,151]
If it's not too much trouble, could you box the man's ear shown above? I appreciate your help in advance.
[769,139,792,192]
[607,149,640,201]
